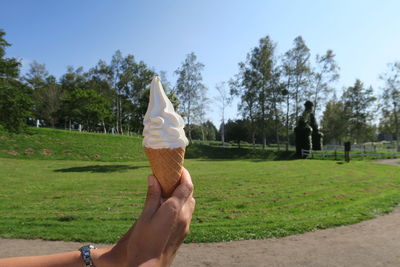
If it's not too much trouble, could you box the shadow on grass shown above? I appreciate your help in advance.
[186,143,296,161]
[54,165,146,173]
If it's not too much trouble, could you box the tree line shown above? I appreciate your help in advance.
[227,35,399,150]
[0,29,399,150]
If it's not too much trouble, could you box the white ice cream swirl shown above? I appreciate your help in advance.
[142,76,189,148]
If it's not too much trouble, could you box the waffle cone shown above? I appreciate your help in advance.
[145,147,185,198]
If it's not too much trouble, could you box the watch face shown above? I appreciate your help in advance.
[80,245,97,267]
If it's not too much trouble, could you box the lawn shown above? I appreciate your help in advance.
[0,128,295,161]
[1,157,399,243]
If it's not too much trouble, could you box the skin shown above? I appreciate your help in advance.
[0,168,195,267]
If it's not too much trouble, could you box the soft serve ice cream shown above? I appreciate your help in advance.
[143,76,188,197]
[143,76,188,148]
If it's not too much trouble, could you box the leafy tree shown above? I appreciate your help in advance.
[24,61,63,127]
[60,66,87,92]
[320,99,346,144]
[282,36,311,149]
[60,88,111,132]
[380,62,400,150]
[186,122,215,141]
[175,52,207,142]
[0,29,33,132]
[309,50,339,115]
[251,36,277,148]
[282,36,311,119]
[202,120,217,141]
[0,79,33,132]
[342,79,376,143]
[231,36,284,149]
[24,60,49,89]
[33,79,63,127]
[225,119,251,147]
[0,30,20,78]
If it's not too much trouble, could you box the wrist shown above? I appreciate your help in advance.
[91,246,125,267]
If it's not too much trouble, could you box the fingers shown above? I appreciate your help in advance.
[153,168,194,226]
[171,168,194,206]
[165,196,196,256]
[141,175,162,219]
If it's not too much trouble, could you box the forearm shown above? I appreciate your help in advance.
[0,246,116,267]
[0,251,83,267]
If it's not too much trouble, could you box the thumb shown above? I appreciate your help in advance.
[141,175,161,219]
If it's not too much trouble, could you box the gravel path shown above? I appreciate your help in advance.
[1,207,399,267]
[373,158,400,166]
[1,159,399,266]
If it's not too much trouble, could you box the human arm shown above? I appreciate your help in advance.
[0,168,195,267]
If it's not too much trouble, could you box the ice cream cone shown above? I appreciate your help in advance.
[145,147,185,197]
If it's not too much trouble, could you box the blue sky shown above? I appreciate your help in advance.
[2,0,400,126]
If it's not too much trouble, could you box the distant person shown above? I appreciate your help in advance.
[0,168,195,267]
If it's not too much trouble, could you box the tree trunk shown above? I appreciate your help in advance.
[275,103,280,151]
[102,121,106,134]
[286,93,290,151]
[250,115,256,148]
[120,98,123,135]
[394,103,400,151]
[261,103,266,149]
[221,121,225,146]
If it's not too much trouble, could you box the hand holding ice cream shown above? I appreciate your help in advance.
[143,76,189,197]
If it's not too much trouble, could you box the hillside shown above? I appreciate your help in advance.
[0,128,295,161]
[0,128,146,162]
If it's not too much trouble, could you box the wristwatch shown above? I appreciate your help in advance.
[79,245,97,267]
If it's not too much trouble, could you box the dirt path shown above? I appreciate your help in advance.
[373,158,400,166]
[1,207,399,266]
[1,160,399,266]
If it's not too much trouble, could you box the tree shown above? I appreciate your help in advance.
[110,50,124,134]
[175,52,207,142]
[231,36,283,149]
[320,99,346,144]
[33,79,63,127]
[24,61,63,127]
[24,60,49,89]
[230,68,258,147]
[283,36,311,119]
[309,50,339,116]
[380,62,400,151]
[214,82,231,145]
[60,88,111,132]
[0,30,20,78]
[118,54,155,133]
[225,119,251,147]
[251,36,277,149]
[282,36,311,149]
[0,29,33,132]
[202,120,217,141]
[0,79,33,133]
[342,79,376,143]
[187,121,217,141]
[60,66,87,92]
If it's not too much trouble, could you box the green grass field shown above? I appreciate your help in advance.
[1,157,399,243]
[0,128,295,161]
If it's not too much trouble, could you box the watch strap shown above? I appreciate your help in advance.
[79,245,97,267]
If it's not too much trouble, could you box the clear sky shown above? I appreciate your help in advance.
[2,0,400,127]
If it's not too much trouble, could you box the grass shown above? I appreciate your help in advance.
[0,127,295,161]
[1,157,399,243]
[0,127,146,162]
